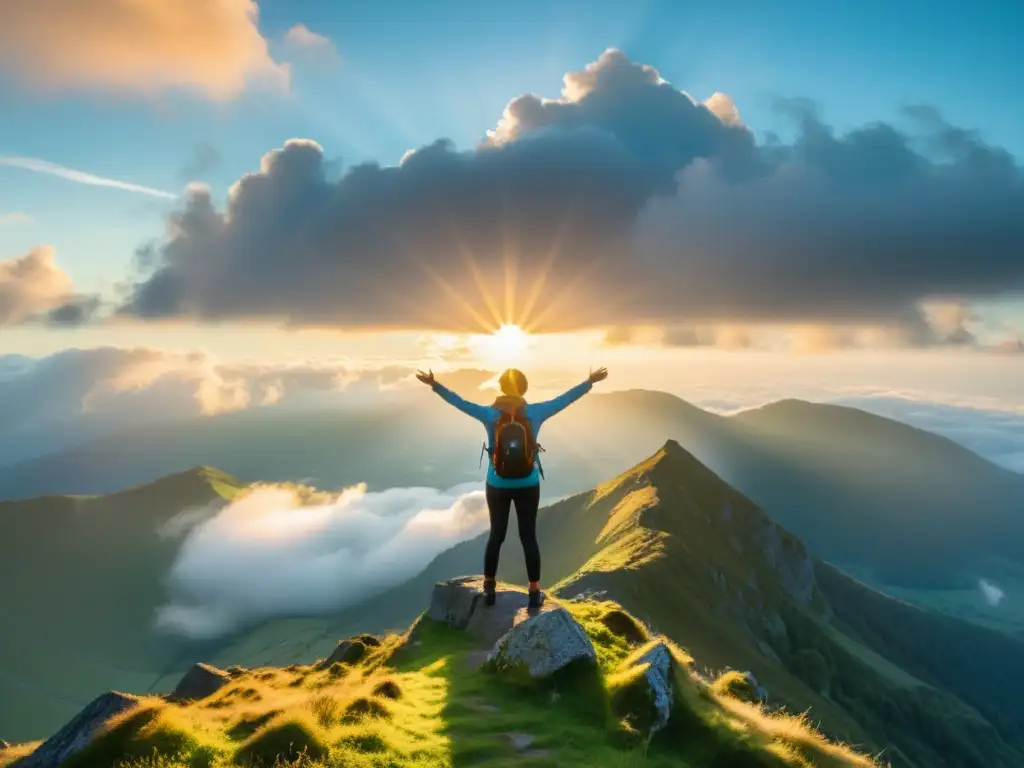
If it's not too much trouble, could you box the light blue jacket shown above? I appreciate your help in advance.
[432,379,593,488]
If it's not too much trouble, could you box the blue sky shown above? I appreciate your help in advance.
[2,0,1022,297]
[0,0,1022,473]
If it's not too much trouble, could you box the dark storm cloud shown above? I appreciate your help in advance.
[119,49,1024,332]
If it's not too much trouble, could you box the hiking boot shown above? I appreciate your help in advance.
[528,589,543,613]
[483,579,496,607]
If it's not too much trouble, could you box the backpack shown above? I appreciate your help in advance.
[490,400,540,479]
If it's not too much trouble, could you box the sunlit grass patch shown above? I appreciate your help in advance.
[20,600,881,768]
[0,741,43,768]
[232,711,328,766]
[62,699,226,768]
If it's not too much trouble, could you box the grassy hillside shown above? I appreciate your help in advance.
[4,442,1023,764]
[727,399,1024,586]
[0,595,881,768]
[256,441,1024,767]
[3,389,1020,595]
[0,468,245,743]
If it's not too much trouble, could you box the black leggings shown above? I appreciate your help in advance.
[484,483,541,583]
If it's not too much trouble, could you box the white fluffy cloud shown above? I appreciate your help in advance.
[157,482,488,637]
[979,578,1005,607]
[0,0,288,98]
[0,247,97,327]
[283,24,339,62]
[0,346,418,466]
[602,300,1023,355]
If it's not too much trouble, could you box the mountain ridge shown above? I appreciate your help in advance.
[4,389,1020,593]
[261,438,1024,767]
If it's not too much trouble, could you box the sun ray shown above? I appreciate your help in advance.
[502,191,519,326]
[363,222,491,334]
[440,205,505,331]
[525,245,618,333]
[413,254,496,334]
[518,205,576,331]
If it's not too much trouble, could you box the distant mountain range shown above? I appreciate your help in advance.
[2,390,1021,590]
[5,442,1024,767]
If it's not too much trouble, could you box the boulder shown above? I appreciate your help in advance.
[169,662,231,702]
[426,575,487,629]
[609,641,675,736]
[465,589,553,646]
[487,606,597,679]
[716,668,769,703]
[423,577,556,646]
[634,642,674,733]
[746,671,769,702]
[17,691,140,768]
[322,639,366,666]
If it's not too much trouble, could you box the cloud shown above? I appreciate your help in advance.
[0,346,421,466]
[0,247,98,328]
[601,301,1024,354]
[0,0,288,99]
[114,49,1024,335]
[602,325,638,346]
[156,482,488,637]
[283,24,339,62]
[0,156,177,199]
[979,578,1005,607]
[0,212,32,227]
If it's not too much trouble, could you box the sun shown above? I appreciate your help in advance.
[471,323,533,364]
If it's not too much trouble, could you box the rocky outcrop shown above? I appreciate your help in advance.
[609,641,676,737]
[487,607,597,679]
[634,642,674,733]
[423,578,596,679]
[318,633,381,668]
[16,691,140,768]
[324,639,366,666]
[426,575,486,629]
[169,663,231,702]
[425,575,559,647]
[753,518,816,605]
[719,668,770,703]
[0,739,10,750]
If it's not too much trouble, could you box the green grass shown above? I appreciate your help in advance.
[0,466,250,742]
[822,626,923,690]
[8,597,880,768]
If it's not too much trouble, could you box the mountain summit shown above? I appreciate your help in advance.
[307,439,1024,767]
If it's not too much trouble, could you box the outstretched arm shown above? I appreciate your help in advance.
[417,369,489,423]
[530,367,608,426]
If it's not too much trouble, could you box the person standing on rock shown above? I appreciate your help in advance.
[416,366,608,611]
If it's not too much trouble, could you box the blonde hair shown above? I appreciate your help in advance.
[498,368,528,397]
